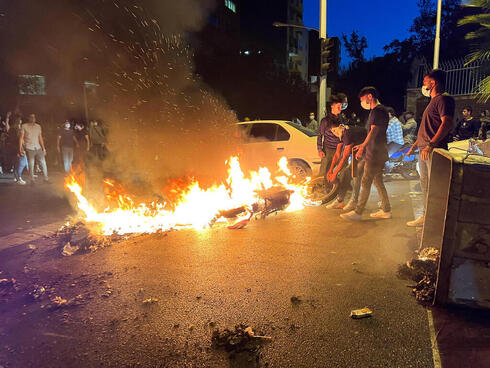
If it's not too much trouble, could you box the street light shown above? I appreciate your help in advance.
[272,0,328,122]
[433,0,442,69]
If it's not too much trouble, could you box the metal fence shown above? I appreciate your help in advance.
[412,55,489,96]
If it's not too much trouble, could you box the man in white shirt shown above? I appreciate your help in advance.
[19,114,49,183]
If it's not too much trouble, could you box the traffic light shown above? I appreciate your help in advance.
[320,37,340,76]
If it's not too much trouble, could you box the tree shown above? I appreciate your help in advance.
[459,0,490,102]
[341,30,368,68]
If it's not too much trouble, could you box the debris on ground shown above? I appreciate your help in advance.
[142,297,159,304]
[212,325,271,363]
[0,278,17,297]
[397,247,440,305]
[350,307,373,319]
[62,242,80,256]
[28,244,37,250]
[53,222,119,255]
[45,294,85,310]
[30,285,47,300]
[290,296,302,305]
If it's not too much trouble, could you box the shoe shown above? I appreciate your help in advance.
[370,209,392,219]
[326,199,344,209]
[407,216,425,227]
[43,178,50,184]
[343,200,357,212]
[340,210,362,221]
[17,178,26,185]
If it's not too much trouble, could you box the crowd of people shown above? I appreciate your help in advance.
[0,112,108,185]
[315,68,488,226]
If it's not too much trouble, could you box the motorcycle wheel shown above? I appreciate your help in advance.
[306,177,339,204]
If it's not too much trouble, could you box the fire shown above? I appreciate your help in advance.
[65,156,317,235]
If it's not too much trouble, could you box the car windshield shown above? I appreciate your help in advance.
[285,122,317,137]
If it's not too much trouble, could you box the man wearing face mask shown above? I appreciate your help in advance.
[317,95,344,184]
[57,120,79,173]
[307,112,318,133]
[406,69,455,227]
[341,86,391,221]
[74,122,90,167]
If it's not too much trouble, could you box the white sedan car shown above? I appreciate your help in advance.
[236,120,321,179]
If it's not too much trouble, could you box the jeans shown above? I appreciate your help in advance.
[61,146,74,173]
[418,153,431,213]
[25,148,48,180]
[355,160,391,215]
[336,157,365,203]
[14,154,28,180]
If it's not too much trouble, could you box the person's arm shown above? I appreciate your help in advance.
[5,112,11,132]
[317,120,325,157]
[354,125,377,160]
[85,134,90,151]
[328,142,343,174]
[19,129,25,154]
[73,135,79,148]
[39,132,46,155]
[57,136,61,152]
[332,144,353,177]
[421,115,453,160]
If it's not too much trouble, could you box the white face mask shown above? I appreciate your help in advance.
[421,86,431,97]
[361,100,371,110]
[341,102,348,111]
[309,115,315,120]
[64,123,71,129]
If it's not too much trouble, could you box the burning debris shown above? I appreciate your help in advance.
[0,278,17,298]
[63,157,320,238]
[212,325,271,364]
[397,247,440,304]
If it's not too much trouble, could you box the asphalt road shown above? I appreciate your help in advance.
[0,176,440,368]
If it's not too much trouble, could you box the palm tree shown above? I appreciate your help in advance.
[458,0,490,102]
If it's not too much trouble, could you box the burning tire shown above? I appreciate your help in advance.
[306,176,339,204]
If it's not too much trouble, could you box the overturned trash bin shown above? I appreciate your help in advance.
[420,149,490,309]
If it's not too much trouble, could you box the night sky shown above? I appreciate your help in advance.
[303,0,420,63]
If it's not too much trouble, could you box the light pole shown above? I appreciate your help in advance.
[273,0,328,122]
[433,0,442,69]
[319,0,327,121]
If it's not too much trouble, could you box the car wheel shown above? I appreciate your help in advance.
[289,160,312,181]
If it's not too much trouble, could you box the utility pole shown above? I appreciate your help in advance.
[433,0,442,69]
[318,0,327,122]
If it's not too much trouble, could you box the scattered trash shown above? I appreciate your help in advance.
[212,324,271,363]
[0,278,17,297]
[350,307,373,319]
[290,296,302,305]
[30,286,46,300]
[28,244,37,250]
[142,297,159,304]
[228,217,251,230]
[397,247,440,305]
[62,242,80,257]
[46,294,85,310]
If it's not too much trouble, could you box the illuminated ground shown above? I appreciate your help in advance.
[0,176,486,367]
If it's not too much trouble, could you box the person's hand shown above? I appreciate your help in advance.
[86,146,90,152]
[453,135,460,141]
[327,172,336,183]
[43,148,47,157]
[318,151,325,158]
[405,146,416,157]
[354,145,364,160]
[421,146,432,160]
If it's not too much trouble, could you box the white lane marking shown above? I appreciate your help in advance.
[427,309,442,368]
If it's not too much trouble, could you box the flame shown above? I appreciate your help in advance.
[65,156,317,235]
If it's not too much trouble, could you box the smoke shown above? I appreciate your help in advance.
[1,0,241,201]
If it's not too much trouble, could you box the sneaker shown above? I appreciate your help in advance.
[407,216,425,227]
[326,199,344,209]
[370,209,392,219]
[17,178,27,185]
[43,178,50,184]
[340,210,362,221]
[343,199,357,212]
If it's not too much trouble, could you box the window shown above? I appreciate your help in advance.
[248,123,291,142]
[249,123,277,141]
[224,0,236,13]
[276,126,291,141]
[18,75,46,95]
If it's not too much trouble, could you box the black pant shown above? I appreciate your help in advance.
[355,160,391,215]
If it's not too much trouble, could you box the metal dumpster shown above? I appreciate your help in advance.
[420,149,490,308]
